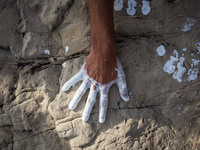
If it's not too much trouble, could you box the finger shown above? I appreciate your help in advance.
[117,76,129,101]
[116,58,129,101]
[68,80,89,110]
[99,86,109,123]
[62,68,85,92]
[82,87,98,122]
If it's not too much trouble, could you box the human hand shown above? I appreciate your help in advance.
[62,58,129,123]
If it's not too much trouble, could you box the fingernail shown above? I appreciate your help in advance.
[68,103,75,110]
[62,87,66,91]
[123,95,129,101]
[82,116,88,122]
[99,117,105,123]
[62,86,68,92]
[122,92,129,101]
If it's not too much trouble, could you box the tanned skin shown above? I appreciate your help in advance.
[85,0,117,85]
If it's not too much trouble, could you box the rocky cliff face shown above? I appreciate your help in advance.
[0,0,200,149]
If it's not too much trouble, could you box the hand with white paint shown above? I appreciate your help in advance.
[62,58,129,123]
[62,0,129,123]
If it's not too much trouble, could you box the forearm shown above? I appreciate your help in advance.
[88,0,117,57]
[85,0,117,85]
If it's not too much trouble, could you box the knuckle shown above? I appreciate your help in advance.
[101,100,107,107]
[88,98,95,105]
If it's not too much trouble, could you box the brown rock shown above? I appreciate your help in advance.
[0,0,200,149]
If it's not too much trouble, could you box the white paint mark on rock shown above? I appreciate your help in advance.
[183,48,187,51]
[156,45,199,82]
[114,0,124,11]
[191,59,200,66]
[65,46,69,54]
[182,17,196,32]
[187,59,200,81]
[173,49,179,58]
[163,56,178,74]
[62,62,66,68]
[44,50,50,55]
[163,50,187,82]
[156,45,166,56]
[172,57,186,82]
[126,0,137,16]
[174,140,177,144]
[142,0,151,15]
[195,42,200,54]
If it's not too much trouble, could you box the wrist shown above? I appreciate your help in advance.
[90,41,117,56]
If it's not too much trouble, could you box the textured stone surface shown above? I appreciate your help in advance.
[0,0,200,150]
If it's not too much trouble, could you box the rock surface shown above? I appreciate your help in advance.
[0,0,200,149]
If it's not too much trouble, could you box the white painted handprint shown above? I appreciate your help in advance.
[114,0,151,16]
[62,58,129,123]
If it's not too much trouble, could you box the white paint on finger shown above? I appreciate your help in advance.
[99,89,109,123]
[82,87,98,122]
[114,0,124,11]
[68,81,89,110]
[116,58,129,101]
[142,0,151,15]
[126,0,137,16]
[62,65,86,92]
[117,76,129,101]
[156,45,166,56]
